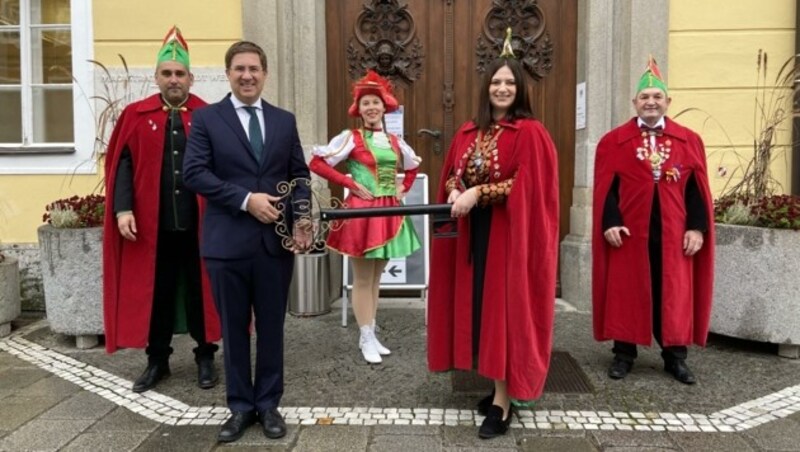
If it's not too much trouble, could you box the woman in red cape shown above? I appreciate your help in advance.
[427,53,559,439]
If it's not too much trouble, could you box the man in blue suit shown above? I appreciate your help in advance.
[183,40,310,443]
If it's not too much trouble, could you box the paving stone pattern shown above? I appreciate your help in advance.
[1,307,800,450]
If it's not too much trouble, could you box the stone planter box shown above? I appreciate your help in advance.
[0,256,21,337]
[38,225,104,349]
[711,224,800,358]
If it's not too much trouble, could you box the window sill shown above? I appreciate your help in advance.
[0,146,77,155]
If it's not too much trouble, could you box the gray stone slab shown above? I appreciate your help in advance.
[0,418,94,451]
[371,425,440,436]
[745,417,800,450]
[443,448,518,452]
[293,426,368,452]
[19,374,82,398]
[213,445,290,452]
[370,434,442,452]
[135,425,216,452]
[441,426,517,449]
[602,448,678,452]
[0,395,61,430]
[669,432,756,452]
[87,407,160,433]
[0,349,22,366]
[518,436,599,452]
[591,431,675,449]
[0,366,49,391]
[40,390,116,420]
[61,431,150,452]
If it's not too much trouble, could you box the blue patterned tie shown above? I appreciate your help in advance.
[243,106,263,162]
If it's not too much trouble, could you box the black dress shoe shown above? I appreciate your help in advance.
[132,362,170,393]
[261,407,287,439]
[607,357,632,380]
[665,359,697,385]
[197,358,218,389]
[478,405,512,439]
[218,410,258,443]
[476,389,495,416]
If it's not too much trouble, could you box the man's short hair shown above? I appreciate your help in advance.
[224,41,268,72]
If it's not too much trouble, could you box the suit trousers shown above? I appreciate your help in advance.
[204,250,294,415]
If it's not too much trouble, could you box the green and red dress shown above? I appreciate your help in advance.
[309,129,422,258]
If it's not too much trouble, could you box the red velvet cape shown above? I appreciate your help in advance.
[592,117,715,347]
[427,119,559,401]
[102,93,221,353]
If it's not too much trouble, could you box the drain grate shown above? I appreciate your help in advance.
[544,351,594,394]
[451,350,594,394]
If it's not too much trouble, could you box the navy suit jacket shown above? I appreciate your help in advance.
[184,94,310,259]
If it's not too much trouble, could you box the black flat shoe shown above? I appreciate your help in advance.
[665,359,697,385]
[218,410,258,443]
[478,405,512,439]
[197,358,218,389]
[260,407,287,439]
[476,389,495,416]
[607,357,632,380]
[132,362,170,393]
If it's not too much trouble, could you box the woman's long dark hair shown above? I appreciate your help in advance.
[475,57,533,132]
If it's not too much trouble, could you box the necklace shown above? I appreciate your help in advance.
[635,130,672,182]
[455,124,503,182]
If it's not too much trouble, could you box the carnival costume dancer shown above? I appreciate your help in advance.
[427,30,560,439]
[310,70,422,364]
[592,56,715,385]
[103,26,221,393]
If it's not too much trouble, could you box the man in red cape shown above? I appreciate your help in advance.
[592,56,714,384]
[102,26,221,393]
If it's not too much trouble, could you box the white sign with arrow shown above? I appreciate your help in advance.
[381,259,407,284]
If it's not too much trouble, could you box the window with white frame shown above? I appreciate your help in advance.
[0,0,94,173]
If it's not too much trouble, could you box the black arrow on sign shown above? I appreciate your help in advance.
[387,265,402,277]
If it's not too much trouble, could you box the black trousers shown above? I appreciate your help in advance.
[147,229,216,364]
[470,207,493,361]
[613,236,687,364]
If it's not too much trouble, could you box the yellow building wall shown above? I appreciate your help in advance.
[0,1,241,244]
[669,0,796,196]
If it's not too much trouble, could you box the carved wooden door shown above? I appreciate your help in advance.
[325,0,576,240]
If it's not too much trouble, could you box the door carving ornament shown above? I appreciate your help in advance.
[346,0,424,84]
[475,0,553,80]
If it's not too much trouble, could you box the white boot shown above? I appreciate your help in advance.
[359,325,382,364]
[371,319,391,356]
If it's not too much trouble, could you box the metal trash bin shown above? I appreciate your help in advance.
[288,250,332,316]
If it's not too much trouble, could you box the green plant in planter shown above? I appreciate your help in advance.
[710,50,800,230]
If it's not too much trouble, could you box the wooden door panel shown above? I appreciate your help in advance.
[326,0,575,240]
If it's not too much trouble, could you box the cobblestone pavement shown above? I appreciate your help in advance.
[1,301,800,451]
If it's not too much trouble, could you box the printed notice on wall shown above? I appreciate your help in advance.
[385,105,404,137]
[576,82,586,130]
